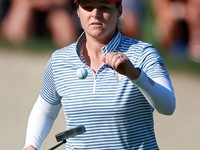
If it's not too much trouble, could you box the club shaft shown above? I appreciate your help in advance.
[49,140,66,150]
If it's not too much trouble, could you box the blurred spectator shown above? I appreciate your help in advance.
[0,0,10,37]
[0,0,81,47]
[0,0,146,47]
[120,0,145,39]
[152,0,200,62]
[0,0,10,22]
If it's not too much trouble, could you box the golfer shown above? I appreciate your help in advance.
[24,0,176,149]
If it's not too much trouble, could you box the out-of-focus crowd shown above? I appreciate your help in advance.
[152,0,200,62]
[0,0,81,47]
[0,0,200,62]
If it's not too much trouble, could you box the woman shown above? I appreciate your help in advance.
[24,0,176,149]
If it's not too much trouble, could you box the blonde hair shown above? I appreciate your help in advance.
[117,17,125,32]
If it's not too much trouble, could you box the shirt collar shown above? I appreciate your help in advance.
[76,30,122,57]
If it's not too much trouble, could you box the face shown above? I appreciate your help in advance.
[77,0,122,41]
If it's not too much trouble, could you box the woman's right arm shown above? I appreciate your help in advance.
[23,95,62,150]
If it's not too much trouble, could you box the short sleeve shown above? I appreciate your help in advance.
[140,45,169,79]
[40,58,62,105]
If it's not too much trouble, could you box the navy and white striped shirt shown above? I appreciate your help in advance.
[40,31,169,149]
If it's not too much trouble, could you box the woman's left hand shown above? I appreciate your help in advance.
[102,52,140,80]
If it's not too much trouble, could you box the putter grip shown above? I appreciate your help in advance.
[55,125,86,142]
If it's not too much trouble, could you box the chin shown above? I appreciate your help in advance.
[89,30,106,38]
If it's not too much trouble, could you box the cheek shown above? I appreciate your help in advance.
[79,14,89,27]
[105,14,118,25]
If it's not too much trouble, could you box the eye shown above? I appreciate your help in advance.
[83,6,93,11]
[81,4,94,11]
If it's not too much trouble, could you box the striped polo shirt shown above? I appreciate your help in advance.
[40,31,169,149]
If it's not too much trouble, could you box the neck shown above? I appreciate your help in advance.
[84,28,118,54]
[85,40,104,57]
[82,39,104,73]
[81,30,117,72]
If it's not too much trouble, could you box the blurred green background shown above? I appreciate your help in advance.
[0,1,199,74]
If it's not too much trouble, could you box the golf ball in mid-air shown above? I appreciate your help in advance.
[76,68,88,79]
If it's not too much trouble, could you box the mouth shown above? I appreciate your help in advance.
[90,22,103,27]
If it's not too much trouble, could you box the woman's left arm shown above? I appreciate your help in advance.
[103,52,176,115]
[131,70,176,115]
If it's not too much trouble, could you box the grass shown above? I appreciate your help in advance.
[0,1,199,75]
[160,53,200,74]
[0,36,58,53]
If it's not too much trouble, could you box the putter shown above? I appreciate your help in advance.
[49,125,86,150]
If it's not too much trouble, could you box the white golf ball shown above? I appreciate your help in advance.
[76,68,88,79]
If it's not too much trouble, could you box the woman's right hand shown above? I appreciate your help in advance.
[24,145,37,150]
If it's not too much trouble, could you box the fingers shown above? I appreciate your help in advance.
[104,52,124,69]
[103,52,140,79]
[101,56,106,63]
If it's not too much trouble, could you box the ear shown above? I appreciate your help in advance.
[117,5,123,17]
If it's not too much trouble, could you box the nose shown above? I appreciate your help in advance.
[91,8,100,18]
